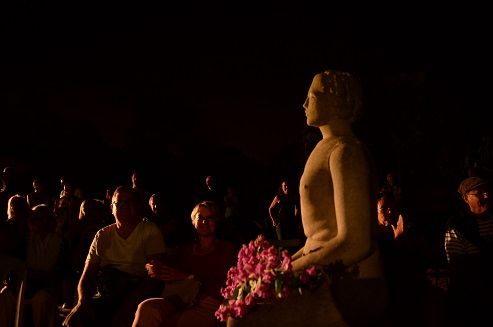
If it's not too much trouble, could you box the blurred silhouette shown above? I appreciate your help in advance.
[268,179,300,241]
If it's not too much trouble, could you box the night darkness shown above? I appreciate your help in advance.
[1,4,491,217]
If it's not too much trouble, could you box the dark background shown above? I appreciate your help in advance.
[1,4,491,224]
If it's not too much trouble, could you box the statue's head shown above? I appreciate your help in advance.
[303,70,362,126]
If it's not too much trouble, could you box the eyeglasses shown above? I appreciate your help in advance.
[112,200,131,208]
[194,215,216,223]
[467,192,480,197]
[377,207,392,214]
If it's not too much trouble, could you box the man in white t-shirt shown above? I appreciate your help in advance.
[63,186,166,327]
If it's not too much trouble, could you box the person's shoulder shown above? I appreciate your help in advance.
[445,211,481,242]
[141,217,155,224]
[97,223,117,235]
[139,218,163,233]
[90,223,116,244]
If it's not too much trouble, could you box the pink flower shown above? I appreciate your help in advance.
[280,251,292,271]
[233,300,248,318]
[299,271,309,284]
[306,265,318,277]
[215,234,326,322]
[244,293,255,306]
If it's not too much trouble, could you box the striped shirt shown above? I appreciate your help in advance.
[445,214,493,262]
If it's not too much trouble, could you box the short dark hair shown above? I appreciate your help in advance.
[112,185,145,217]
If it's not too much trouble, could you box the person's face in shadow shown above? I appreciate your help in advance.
[377,198,397,226]
[206,176,215,191]
[192,206,217,237]
[386,173,395,186]
[33,180,44,192]
[281,181,289,195]
[111,190,138,225]
[464,187,491,215]
[149,196,161,216]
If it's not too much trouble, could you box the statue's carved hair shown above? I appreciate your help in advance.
[320,70,363,121]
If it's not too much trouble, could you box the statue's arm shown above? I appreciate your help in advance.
[291,246,305,260]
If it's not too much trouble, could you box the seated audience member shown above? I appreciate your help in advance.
[195,175,225,216]
[148,193,180,249]
[131,170,153,218]
[26,204,64,327]
[444,176,493,326]
[0,195,30,259]
[1,204,63,327]
[27,178,52,208]
[61,199,111,310]
[132,200,237,327]
[377,192,428,326]
[62,186,166,327]
[379,170,403,206]
[376,192,405,242]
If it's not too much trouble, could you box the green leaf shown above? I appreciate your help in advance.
[233,286,240,300]
[275,277,283,297]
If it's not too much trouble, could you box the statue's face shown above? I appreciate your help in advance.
[303,71,360,126]
[303,73,335,127]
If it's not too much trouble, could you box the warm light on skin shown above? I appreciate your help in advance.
[205,176,215,191]
[377,200,393,226]
[33,180,43,192]
[281,181,288,195]
[132,173,139,188]
[111,190,138,225]
[464,188,490,215]
[149,195,159,215]
[192,205,217,236]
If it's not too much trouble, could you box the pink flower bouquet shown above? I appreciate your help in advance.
[215,234,326,322]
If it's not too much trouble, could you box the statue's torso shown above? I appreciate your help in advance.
[300,137,342,244]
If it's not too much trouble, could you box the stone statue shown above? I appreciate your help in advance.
[227,70,387,327]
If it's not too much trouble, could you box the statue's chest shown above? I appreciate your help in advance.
[300,139,340,196]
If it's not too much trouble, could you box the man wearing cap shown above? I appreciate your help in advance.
[444,176,493,326]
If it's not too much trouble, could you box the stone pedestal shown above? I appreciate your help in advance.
[226,282,348,327]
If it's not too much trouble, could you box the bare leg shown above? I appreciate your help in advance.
[132,298,177,327]
[0,287,15,327]
[174,296,220,327]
